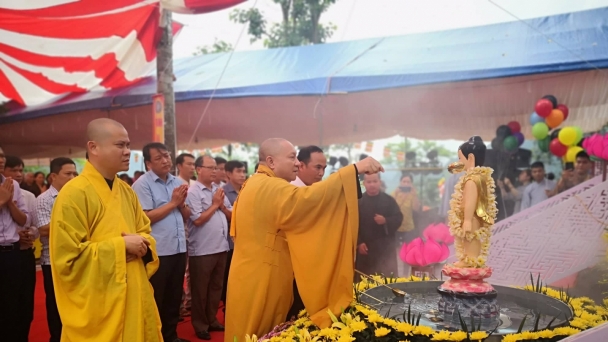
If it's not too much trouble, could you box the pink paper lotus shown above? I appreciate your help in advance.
[422,223,454,245]
[400,237,450,267]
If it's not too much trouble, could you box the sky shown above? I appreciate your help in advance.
[173,0,608,58]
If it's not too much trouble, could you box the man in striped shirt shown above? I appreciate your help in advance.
[37,157,77,342]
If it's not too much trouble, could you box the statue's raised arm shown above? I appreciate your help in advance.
[446,136,497,268]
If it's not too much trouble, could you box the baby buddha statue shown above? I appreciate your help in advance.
[447,136,497,268]
[437,136,500,321]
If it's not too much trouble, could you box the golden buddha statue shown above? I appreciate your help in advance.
[447,136,497,268]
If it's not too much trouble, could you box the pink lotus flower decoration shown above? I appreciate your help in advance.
[422,223,454,245]
[400,237,450,267]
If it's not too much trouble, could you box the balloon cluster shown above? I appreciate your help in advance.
[399,223,453,267]
[491,121,524,152]
[529,95,582,162]
[582,133,608,160]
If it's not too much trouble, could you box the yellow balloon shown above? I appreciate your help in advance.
[565,146,584,162]
[558,127,577,146]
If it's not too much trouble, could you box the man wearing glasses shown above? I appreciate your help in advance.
[132,143,191,342]
[186,155,233,340]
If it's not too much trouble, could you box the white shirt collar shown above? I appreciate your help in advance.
[291,176,306,187]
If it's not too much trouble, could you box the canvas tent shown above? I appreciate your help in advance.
[1,6,607,158]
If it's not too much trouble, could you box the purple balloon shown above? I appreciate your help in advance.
[513,132,525,146]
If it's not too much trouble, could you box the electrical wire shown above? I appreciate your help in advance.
[185,0,259,149]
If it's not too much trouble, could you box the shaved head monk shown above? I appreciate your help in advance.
[50,118,162,342]
[225,138,383,341]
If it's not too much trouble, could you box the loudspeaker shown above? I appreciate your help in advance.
[485,148,531,181]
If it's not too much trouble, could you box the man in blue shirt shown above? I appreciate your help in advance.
[186,156,232,340]
[133,143,191,342]
[220,160,246,309]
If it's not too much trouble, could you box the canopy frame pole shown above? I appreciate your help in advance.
[157,8,178,174]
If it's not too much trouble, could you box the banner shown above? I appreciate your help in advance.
[354,142,362,150]
[152,94,165,143]
[397,151,405,162]
[365,141,374,153]
[383,147,391,158]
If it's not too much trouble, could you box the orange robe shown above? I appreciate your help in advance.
[225,164,359,342]
[50,162,162,341]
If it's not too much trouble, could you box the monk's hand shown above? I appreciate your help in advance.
[355,157,384,175]
[122,232,148,258]
[374,214,386,225]
[126,253,138,263]
[358,243,368,255]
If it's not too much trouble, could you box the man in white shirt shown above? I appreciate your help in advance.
[290,145,327,187]
[521,161,556,211]
[36,157,78,342]
[286,145,327,320]
[176,153,197,317]
[3,155,39,341]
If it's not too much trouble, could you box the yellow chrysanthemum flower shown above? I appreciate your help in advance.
[383,319,398,328]
[536,329,555,339]
[468,331,488,341]
[395,322,414,335]
[518,331,538,340]
[553,326,581,336]
[298,309,307,318]
[570,318,589,329]
[413,325,434,336]
[430,330,451,341]
[366,313,384,324]
[449,331,468,341]
[374,327,391,337]
[501,334,521,342]
[349,321,367,333]
[336,335,355,342]
[317,327,339,339]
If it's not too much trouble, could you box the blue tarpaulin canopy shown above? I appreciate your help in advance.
[2,7,608,158]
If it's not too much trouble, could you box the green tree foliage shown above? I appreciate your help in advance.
[193,39,233,55]
[230,0,337,48]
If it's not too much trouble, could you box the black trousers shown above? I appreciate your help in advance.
[220,248,233,305]
[0,247,22,342]
[286,280,305,321]
[15,248,36,342]
[42,264,62,342]
[150,253,187,342]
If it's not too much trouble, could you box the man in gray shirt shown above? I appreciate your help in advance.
[521,161,556,211]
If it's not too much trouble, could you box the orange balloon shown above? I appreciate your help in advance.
[545,109,564,128]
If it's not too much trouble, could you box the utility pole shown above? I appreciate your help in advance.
[157,8,178,172]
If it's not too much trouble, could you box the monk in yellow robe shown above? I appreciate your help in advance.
[50,118,162,342]
[225,138,383,342]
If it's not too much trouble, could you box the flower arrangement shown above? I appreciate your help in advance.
[247,276,608,342]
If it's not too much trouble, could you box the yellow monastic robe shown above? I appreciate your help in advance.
[225,164,359,342]
[50,162,162,342]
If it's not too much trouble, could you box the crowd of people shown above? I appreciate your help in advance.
[0,116,597,342]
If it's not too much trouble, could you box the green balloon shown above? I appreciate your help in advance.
[503,135,519,152]
[538,137,550,152]
[532,122,549,140]
[574,126,583,144]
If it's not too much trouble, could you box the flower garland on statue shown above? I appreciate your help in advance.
[447,167,497,268]
[245,276,608,342]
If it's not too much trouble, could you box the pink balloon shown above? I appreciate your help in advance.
[592,136,604,158]
[423,238,443,265]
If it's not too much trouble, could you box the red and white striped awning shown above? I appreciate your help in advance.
[0,0,243,107]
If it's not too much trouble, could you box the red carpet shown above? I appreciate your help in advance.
[30,270,225,342]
